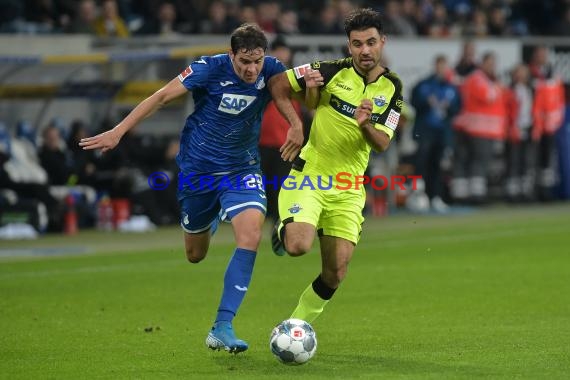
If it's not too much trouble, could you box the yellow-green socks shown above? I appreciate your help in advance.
[290,275,337,323]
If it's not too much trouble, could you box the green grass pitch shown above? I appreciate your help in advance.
[1,204,569,379]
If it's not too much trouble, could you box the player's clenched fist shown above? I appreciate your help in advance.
[354,99,373,128]
[304,68,324,88]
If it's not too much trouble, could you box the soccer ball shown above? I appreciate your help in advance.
[269,318,317,365]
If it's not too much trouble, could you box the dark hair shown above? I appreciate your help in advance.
[344,8,384,38]
[230,23,268,54]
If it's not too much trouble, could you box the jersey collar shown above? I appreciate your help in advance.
[352,62,390,85]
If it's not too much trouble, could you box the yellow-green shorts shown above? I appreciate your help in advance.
[277,170,365,245]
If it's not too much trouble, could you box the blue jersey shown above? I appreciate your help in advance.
[177,54,285,174]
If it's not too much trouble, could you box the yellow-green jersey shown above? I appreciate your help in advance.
[286,58,403,178]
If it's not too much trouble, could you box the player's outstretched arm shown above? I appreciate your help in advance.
[79,78,187,152]
[268,73,304,162]
[354,99,391,152]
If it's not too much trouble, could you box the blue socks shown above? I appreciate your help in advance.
[215,248,257,323]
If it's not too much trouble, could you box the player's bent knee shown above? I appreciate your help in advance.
[286,240,312,256]
[185,248,206,264]
[186,256,203,264]
[235,228,262,250]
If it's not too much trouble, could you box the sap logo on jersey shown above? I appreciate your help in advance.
[218,94,256,114]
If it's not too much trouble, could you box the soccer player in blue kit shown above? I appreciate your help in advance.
[80,24,304,354]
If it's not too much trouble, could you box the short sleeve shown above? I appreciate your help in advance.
[264,56,286,79]
[286,59,347,92]
[372,73,404,140]
[286,63,311,92]
[178,56,211,90]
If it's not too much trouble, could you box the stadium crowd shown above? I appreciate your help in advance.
[1,0,570,37]
[398,43,566,214]
[0,117,180,233]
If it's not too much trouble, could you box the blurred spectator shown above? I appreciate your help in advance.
[259,36,302,223]
[529,45,552,80]
[94,0,130,38]
[256,1,281,33]
[199,0,238,34]
[411,55,461,212]
[65,0,97,35]
[463,8,488,37]
[504,63,536,201]
[401,0,419,28]
[451,52,507,204]
[137,2,187,35]
[528,46,566,201]
[336,0,357,21]
[383,0,417,36]
[89,118,131,196]
[426,2,456,37]
[10,121,47,188]
[66,120,97,186]
[454,40,478,82]
[0,123,62,232]
[39,124,72,185]
[311,4,343,34]
[487,5,510,36]
[238,6,257,24]
[5,123,47,185]
[443,0,472,16]
[37,122,97,228]
[276,8,300,35]
[16,121,38,149]
[121,132,180,226]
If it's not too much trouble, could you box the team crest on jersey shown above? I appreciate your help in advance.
[374,95,387,107]
[293,64,311,79]
[288,203,303,214]
[218,94,257,114]
[255,75,265,90]
[179,66,193,80]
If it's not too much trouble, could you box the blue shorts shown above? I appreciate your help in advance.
[177,168,267,233]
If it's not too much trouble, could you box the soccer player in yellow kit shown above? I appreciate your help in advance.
[270,8,403,323]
